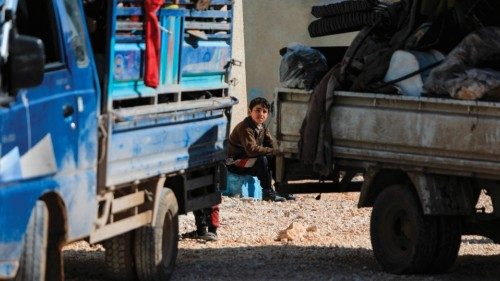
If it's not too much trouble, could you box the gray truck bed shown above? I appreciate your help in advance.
[275,88,500,180]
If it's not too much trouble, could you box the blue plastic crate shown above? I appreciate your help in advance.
[113,43,144,82]
[109,4,185,101]
[223,172,262,200]
[180,40,230,89]
[159,9,183,86]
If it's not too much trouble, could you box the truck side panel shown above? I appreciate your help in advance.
[275,89,500,179]
[331,92,500,178]
[106,104,231,187]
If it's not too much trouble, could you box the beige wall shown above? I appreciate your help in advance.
[228,0,248,129]
[243,0,357,102]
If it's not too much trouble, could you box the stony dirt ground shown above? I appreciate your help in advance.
[63,193,500,281]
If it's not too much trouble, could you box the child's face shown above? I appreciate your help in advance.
[248,104,269,125]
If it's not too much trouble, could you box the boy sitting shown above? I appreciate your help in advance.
[227,97,294,202]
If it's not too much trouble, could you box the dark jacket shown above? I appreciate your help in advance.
[228,117,275,159]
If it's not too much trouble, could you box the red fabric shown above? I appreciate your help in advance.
[144,0,163,88]
[210,205,220,228]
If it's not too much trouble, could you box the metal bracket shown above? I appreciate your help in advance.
[229,58,242,67]
[151,175,166,227]
[224,58,242,69]
[94,192,113,228]
[97,114,109,164]
[229,78,238,87]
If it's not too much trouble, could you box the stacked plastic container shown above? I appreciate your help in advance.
[108,0,233,108]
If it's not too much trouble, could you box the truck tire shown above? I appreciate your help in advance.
[104,233,137,281]
[428,216,461,273]
[15,201,49,281]
[133,188,179,281]
[370,185,438,274]
[308,12,377,38]
[311,0,376,18]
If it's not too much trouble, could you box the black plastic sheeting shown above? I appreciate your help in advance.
[424,27,500,100]
[279,43,329,90]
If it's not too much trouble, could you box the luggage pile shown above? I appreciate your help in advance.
[284,0,500,101]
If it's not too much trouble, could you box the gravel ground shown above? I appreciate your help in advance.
[64,193,500,281]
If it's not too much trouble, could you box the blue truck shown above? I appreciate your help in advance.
[0,0,236,280]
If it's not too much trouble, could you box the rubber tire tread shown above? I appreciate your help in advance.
[312,0,375,18]
[370,185,438,274]
[428,216,461,273]
[104,233,137,281]
[15,201,48,281]
[134,188,179,281]
[308,12,377,38]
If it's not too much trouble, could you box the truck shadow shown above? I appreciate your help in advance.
[63,244,500,281]
[172,245,500,281]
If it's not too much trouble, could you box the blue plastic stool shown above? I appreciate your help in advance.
[223,172,262,200]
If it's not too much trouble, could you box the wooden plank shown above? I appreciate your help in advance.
[90,211,152,243]
[165,0,232,5]
[116,21,143,31]
[112,96,232,118]
[112,190,146,214]
[184,22,230,31]
[183,33,231,40]
[115,35,143,43]
[117,7,142,16]
[187,10,230,18]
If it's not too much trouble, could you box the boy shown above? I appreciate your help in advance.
[227,97,294,202]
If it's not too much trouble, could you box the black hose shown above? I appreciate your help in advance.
[373,59,443,89]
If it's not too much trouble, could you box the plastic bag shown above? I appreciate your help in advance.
[279,43,329,90]
[424,27,500,100]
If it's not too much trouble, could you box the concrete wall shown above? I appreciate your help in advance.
[243,0,357,102]
[228,0,248,129]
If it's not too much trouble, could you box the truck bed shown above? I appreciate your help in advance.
[275,88,500,180]
[106,97,235,187]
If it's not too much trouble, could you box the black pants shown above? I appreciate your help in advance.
[227,156,274,192]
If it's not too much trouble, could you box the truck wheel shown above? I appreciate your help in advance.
[428,216,461,273]
[103,233,137,281]
[15,201,49,281]
[370,185,438,274]
[133,188,179,281]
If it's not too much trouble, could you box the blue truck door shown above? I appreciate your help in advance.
[12,0,99,238]
[15,0,79,177]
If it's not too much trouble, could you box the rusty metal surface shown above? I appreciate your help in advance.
[275,88,500,180]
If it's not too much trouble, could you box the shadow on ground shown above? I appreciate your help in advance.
[64,244,500,281]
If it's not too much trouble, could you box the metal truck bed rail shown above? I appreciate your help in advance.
[275,88,500,180]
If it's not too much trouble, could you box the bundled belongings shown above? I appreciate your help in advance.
[279,43,329,90]
[424,27,500,100]
[341,0,500,94]
[383,49,444,96]
[299,0,500,175]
